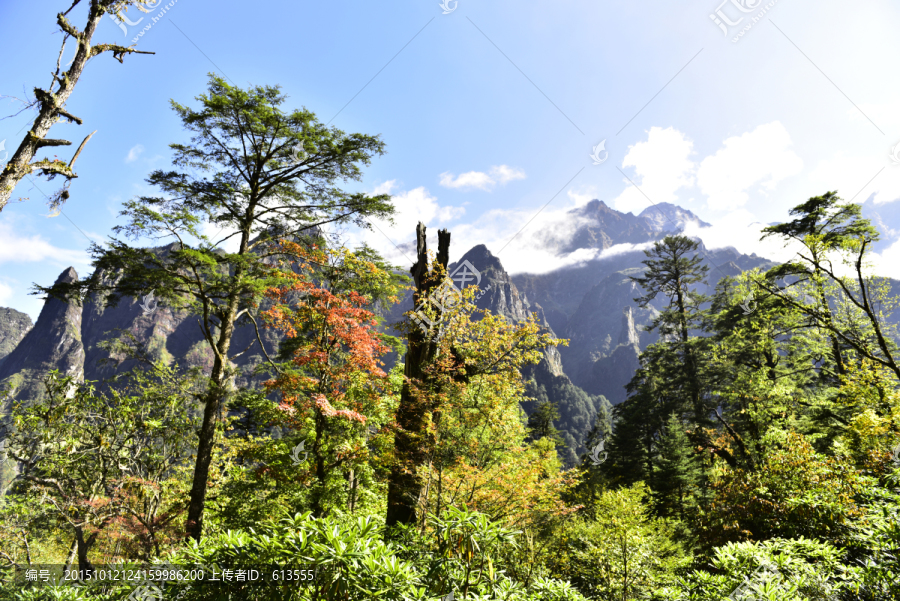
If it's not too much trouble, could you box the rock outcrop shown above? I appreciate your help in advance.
[0,268,84,408]
[0,308,32,368]
[618,306,640,347]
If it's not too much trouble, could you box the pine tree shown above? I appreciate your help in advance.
[651,413,703,521]
[602,345,673,487]
[604,236,713,488]
[630,235,712,425]
[527,400,565,449]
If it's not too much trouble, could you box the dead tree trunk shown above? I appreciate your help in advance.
[385,222,450,532]
[0,1,153,212]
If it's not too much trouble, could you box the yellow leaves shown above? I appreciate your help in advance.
[840,407,899,470]
[704,431,869,546]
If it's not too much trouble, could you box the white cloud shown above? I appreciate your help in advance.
[611,126,695,214]
[371,180,398,196]
[439,171,493,191]
[440,203,658,275]
[683,209,802,264]
[567,187,598,207]
[0,221,90,266]
[490,165,526,185]
[350,180,610,274]
[370,186,464,240]
[806,154,900,206]
[697,121,803,211]
[871,238,900,279]
[347,185,466,264]
[0,280,13,306]
[125,144,144,163]
[438,165,526,191]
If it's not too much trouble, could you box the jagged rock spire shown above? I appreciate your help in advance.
[618,306,639,347]
[0,267,85,405]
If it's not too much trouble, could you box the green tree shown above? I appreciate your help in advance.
[37,74,395,541]
[701,431,868,549]
[527,401,564,450]
[604,236,714,490]
[650,412,704,521]
[548,483,687,601]
[630,235,711,425]
[387,256,566,538]
[603,341,681,488]
[760,191,899,382]
[704,270,836,466]
[257,240,406,518]
[2,365,198,575]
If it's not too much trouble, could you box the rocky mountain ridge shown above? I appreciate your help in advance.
[0,308,32,369]
[0,268,84,415]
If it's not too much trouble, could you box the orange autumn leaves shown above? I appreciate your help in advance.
[261,240,397,429]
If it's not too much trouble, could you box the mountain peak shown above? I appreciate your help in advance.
[638,203,709,232]
[577,199,614,214]
[56,266,79,284]
[0,267,85,405]
[455,244,505,276]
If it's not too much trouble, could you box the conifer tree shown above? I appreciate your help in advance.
[527,400,565,450]
[605,236,713,488]
[650,413,704,521]
[630,235,712,425]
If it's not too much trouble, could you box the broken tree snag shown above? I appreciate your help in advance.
[0,1,154,213]
[385,222,450,532]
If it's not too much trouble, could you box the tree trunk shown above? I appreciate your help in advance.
[63,537,77,574]
[74,526,95,578]
[385,223,450,533]
[348,468,357,514]
[185,305,238,541]
[311,408,327,518]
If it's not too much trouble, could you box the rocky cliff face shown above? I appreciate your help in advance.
[0,308,32,369]
[0,268,84,409]
[618,306,639,346]
[80,275,280,394]
[446,245,606,465]
[447,245,568,378]
[582,307,643,405]
[558,268,660,385]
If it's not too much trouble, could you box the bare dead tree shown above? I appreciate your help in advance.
[0,0,155,213]
[385,222,451,532]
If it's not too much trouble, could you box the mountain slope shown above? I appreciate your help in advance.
[0,268,84,409]
[0,308,32,369]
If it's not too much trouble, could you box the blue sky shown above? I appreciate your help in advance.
[2,0,900,320]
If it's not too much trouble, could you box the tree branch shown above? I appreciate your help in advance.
[247,311,281,375]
